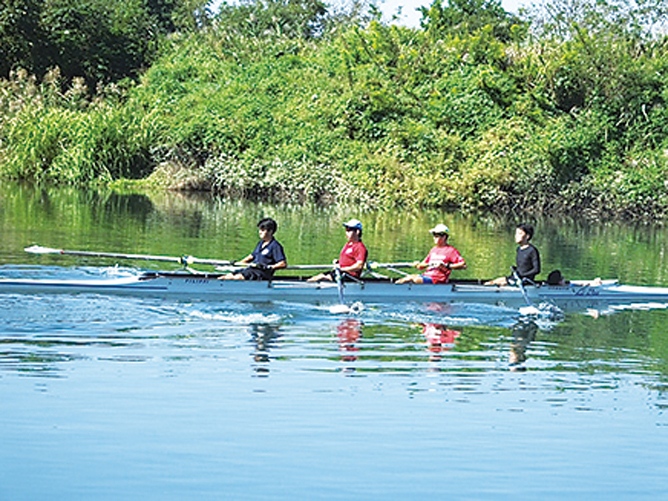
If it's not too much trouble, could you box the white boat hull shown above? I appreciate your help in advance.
[2,272,668,311]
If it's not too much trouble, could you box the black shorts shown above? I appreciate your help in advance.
[240,267,273,281]
[323,270,360,282]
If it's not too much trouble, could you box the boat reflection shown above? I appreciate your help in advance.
[249,323,281,375]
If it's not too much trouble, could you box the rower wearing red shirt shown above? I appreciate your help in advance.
[307,219,368,282]
[396,224,466,285]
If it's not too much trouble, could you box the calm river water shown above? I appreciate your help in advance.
[2,185,668,499]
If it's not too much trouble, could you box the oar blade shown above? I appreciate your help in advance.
[329,304,351,315]
[25,245,62,254]
[518,305,541,316]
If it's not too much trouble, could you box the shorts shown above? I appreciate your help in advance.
[240,267,273,281]
[322,270,361,282]
[420,275,448,285]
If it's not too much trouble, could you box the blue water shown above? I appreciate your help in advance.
[2,267,668,499]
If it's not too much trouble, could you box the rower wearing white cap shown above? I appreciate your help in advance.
[396,224,466,285]
[307,219,368,282]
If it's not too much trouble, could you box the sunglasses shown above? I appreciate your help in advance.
[432,232,447,237]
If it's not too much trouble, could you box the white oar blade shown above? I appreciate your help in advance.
[329,304,351,315]
[25,245,62,254]
[519,305,541,316]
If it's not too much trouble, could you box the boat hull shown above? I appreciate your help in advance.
[2,272,668,311]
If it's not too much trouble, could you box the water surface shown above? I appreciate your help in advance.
[1,185,668,499]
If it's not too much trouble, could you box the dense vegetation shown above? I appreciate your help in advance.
[2,0,668,219]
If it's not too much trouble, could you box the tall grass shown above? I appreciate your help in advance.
[0,69,155,184]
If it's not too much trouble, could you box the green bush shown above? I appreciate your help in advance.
[2,0,668,220]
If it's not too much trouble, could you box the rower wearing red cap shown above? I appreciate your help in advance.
[307,219,368,282]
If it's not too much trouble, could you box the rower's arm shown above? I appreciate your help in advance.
[415,258,429,270]
[270,260,287,270]
[450,259,466,271]
[236,254,254,265]
[340,260,364,274]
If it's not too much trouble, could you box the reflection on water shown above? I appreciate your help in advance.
[5,183,668,285]
[2,284,668,381]
[3,185,668,498]
[337,319,361,363]
[250,322,281,374]
[422,323,461,362]
[508,319,537,371]
[2,289,668,499]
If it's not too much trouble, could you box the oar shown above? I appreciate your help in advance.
[285,262,414,271]
[512,268,540,315]
[369,261,416,269]
[383,266,410,277]
[285,264,335,270]
[25,245,234,267]
[329,264,351,314]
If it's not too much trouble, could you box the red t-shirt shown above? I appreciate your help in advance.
[339,240,368,278]
[423,245,465,284]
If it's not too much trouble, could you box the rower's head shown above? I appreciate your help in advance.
[258,217,278,240]
[343,219,363,240]
[515,223,534,245]
[429,224,449,245]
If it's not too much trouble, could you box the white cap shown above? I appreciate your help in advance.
[429,224,450,235]
[343,219,363,231]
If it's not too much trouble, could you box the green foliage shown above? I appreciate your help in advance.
[0,0,46,77]
[215,0,329,39]
[0,0,210,87]
[420,0,527,42]
[2,0,668,219]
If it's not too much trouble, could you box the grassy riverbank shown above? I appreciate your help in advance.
[2,0,668,219]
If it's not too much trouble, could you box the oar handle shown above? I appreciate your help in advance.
[280,262,416,271]
[369,262,416,269]
[284,264,333,270]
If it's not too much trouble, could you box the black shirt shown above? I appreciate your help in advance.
[516,244,540,281]
[247,238,287,280]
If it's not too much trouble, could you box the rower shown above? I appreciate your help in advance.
[395,224,466,285]
[219,218,287,281]
[307,219,368,282]
[484,223,541,286]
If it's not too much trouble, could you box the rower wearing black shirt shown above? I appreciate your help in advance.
[219,217,287,281]
[485,223,540,286]
[515,227,540,282]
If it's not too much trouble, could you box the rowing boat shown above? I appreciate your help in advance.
[2,270,668,311]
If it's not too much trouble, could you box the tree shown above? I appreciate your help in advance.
[0,0,47,77]
[419,0,525,42]
[0,0,211,87]
[215,0,329,39]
